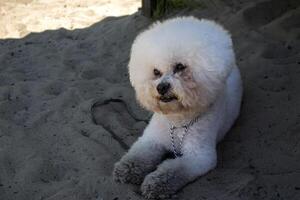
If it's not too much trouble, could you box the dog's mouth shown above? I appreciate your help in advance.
[159,95,178,103]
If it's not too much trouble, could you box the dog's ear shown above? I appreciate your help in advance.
[195,19,235,80]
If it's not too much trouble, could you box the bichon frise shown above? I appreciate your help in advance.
[113,16,242,199]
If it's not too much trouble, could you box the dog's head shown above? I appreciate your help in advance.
[128,17,235,115]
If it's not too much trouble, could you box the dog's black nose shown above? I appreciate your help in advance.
[157,82,170,95]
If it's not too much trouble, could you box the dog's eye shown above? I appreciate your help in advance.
[173,63,186,73]
[153,68,162,77]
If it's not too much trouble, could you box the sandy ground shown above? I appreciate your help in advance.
[0,0,300,200]
[0,0,141,38]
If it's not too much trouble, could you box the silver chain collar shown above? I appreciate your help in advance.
[168,116,200,158]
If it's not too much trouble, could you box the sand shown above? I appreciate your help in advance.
[0,0,141,38]
[0,0,300,199]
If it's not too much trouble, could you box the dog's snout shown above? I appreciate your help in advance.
[157,82,171,95]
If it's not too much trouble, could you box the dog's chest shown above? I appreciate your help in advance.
[166,125,195,157]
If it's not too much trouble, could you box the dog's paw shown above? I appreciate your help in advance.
[141,170,178,199]
[113,158,147,185]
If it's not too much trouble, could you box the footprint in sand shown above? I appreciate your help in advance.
[91,99,148,149]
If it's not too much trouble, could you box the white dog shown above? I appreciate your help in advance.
[113,16,242,199]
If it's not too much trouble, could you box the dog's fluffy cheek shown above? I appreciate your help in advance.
[177,87,199,110]
[135,84,159,112]
[174,80,209,112]
[171,78,198,109]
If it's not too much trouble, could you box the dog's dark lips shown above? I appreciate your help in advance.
[159,95,177,103]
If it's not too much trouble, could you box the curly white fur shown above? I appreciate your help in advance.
[113,16,243,199]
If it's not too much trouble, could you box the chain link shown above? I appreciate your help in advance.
[169,116,200,158]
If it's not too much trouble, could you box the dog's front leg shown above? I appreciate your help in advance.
[113,136,166,185]
[141,147,217,199]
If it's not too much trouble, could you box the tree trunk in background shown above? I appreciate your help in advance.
[142,0,157,17]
